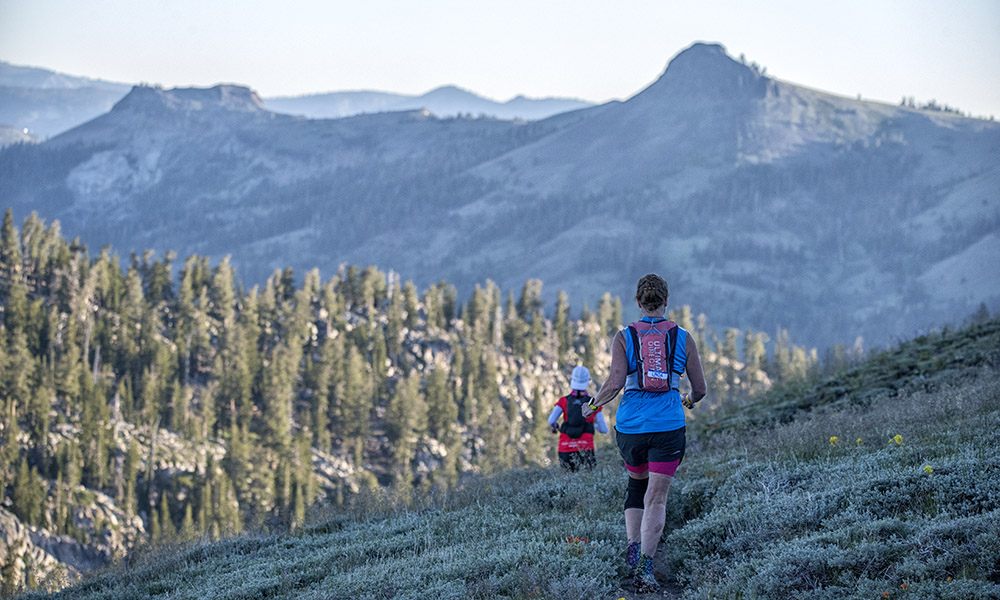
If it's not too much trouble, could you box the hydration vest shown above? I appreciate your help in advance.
[626,319,683,392]
[560,395,595,439]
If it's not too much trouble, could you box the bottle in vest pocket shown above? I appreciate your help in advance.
[628,320,680,393]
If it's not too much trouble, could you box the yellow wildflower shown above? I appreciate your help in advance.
[856,438,863,446]
[923,465,933,474]
[829,436,839,446]
[893,434,903,445]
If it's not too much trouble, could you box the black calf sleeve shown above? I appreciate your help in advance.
[624,477,648,510]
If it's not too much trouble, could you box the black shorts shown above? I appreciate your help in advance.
[616,427,685,476]
[558,450,596,472]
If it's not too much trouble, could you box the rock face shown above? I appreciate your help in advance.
[1,482,146,588]
[1,507,72,590]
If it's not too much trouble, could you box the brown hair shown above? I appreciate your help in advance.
[635,274,669,312]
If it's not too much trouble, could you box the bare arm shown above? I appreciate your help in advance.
[685,335,707,403]
[582,330,627,417]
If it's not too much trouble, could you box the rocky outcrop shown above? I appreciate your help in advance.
[1,507,77,592]
[0,482,147,586]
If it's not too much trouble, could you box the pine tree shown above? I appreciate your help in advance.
[402,280,419,329]
[307,339,333,453]
[597,292,619,337]
[180,502,196,542]
[149,502,161,544]
[158,490,176,542]
[27,367,53,463]
[440,282,457,327]
[477,352,508,471]
[516,279,543,320]
[386,280,405,360]
[216,469,242,536]
[261,344,294,455]
[773,328,793,382]
[274,460,291,521]
[503,290,529,358]
[370,321,388,400]
[385,372,424,487]
[3,329,33,428]
[122,439,140,516]
[722,329,740,364]
[460,344,480,427]
[170,381,189,436]
[422,284,443,331]
[343,346,372,466]
[221,421,251,507]
[425,365,456,443]
[12,456,44,526]
[743,330,768,389]
[0,403,20,493]
[0,208,23,301]
[294,431,316,508]
[144,250,176,305]
[527,386,552,465]
[19,213,44,288]
[554,290,572,364]
[197,477,212,535]
[291,480,305,530]
[668,305,695,332]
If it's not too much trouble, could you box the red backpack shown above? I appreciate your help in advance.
[627,319,679,392]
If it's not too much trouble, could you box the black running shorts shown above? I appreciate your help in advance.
[616,427,685,476]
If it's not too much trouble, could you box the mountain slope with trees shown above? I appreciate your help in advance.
[0,208,805,592]
[8,295,997,599]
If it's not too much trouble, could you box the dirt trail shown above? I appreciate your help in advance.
[608,548,683,600]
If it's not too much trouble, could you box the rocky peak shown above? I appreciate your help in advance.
[634,41,768,103]
[111,84,268,116]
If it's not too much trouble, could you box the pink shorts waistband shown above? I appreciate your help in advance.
[624,460,680,476]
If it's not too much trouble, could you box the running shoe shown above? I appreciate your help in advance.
[625,541,640,571]
[634,553,659,593]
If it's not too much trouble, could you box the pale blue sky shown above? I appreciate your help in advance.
[1,0,998,116]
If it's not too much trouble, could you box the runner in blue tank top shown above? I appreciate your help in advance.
[582,274,707,593]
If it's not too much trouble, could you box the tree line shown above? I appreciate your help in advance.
[0,207,821,551]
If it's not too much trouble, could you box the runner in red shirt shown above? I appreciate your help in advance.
[547,366,608,471]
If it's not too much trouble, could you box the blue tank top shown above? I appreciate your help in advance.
[615,317,689,434]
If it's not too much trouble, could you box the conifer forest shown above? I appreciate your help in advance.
[0,207,825,587]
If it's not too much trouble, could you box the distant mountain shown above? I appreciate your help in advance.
[263,85,593,121]
[0,61,132,138]
[2,43,998,349]
[0,61,592,139]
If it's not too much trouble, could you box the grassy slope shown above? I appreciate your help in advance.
[23,320,1000,600]
[702,317,1000,434]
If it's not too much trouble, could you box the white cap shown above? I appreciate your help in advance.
[570,366,591,390]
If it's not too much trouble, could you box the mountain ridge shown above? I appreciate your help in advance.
[0,60,594,138]
[263,83,593,121]
[2,42,998,349]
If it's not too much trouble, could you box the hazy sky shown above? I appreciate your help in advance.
[2,0,999,116]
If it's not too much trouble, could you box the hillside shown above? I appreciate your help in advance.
[0,62,131,139]
[2,43,998,349]
[10,316,999,599]
[0,209,790,593]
